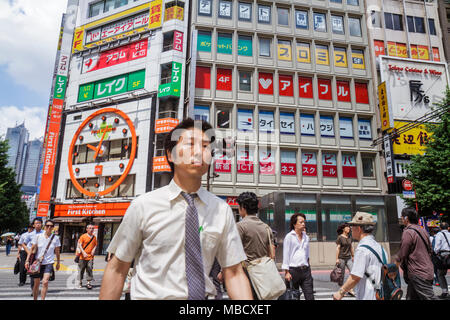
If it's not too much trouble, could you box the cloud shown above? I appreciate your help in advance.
[0,105,47,140]
[0,0,68,96]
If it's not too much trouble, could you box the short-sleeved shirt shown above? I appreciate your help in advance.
[18,232,31,251]
[434,230,450,254]
[32,234,61,265]
[351,235,384,300]
[78,234,97,260]
[336,235,353,259]
[23,230,44,249]
[237,215,273,262]
[107,179,247,300]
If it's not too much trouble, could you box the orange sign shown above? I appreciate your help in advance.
[54,203,130,217]
[155,118,179,134]
[95,165,103,176]
[153,156,171,172]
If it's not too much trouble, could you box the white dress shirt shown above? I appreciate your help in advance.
[23,230,43,249]
[282,230,310,270]
[434,230,450,254]
[107,179,247,300]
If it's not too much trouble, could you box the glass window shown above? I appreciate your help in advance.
[115,0,128,8]
[259,110,275,133]
[285,194,318,241]
[393,14,403,31]
[339,117,353,139]
[320,115,335,137]
[362,157,375,178]
[346,0,359,5]
[238,2,252,21]
[331,15,344,34]
[296,42,311,63]
[118,174,135,197]
[238,35,253,56]
[239,70,252,91]
[84,177,100,195]
[259,37,271,57]
[89,1,104,17]
[74,145,87,164]
[330,0,342,3]
[258,5,271,24]
[104,0,115,12]
[217,33,233,54]
[280,112,295,135]
[321,195,352,241]
[414,17,425,33]
[277,7,289,26]
[66,180,83,199]
[348,17,361,37]
[300,114,315,136]
[429,19,436,35]
[194,105,210,122]
[280,150,297,176]
[218,0,232,19]
[384,13,393,30]
[351,49,365,69]
[198,0,212,16]
[295,10,308,29]
[407,16,415,32]
[371,11,381,28]
[197,30,212,52]
[163,32,174,52]
[109,139,123,161]
[358,119,372,140]
[237,109,253,131]
[313,13,327,32]
[216,108,231,128]
[355,197,387,242]
[104,176,119,198]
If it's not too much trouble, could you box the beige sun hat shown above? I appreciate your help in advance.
[348,211,376,226]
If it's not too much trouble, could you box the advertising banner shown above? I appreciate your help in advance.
[214,152,232,173]
[281,151,297,176]
[173,31,184,52]
[277,42,292,61]
[155,118,179,134]
[316,45,329,65]
[152,156,171,172]
[280,112,295,135]
[334,47,348,68]
[337,80,350,102]
[384,135,395,183]
[318,78,332,100]
[358,119,372,140]
[259,111,274,133]
[195,66,211,89]
[54,203,131,217]
[392,121,431,155]
[158,61,182,97]
[299,77,313,98]
[342,154,357,178]
[296,43,311,63]
[237,109,253,131]
[322,153,337,177]
[258,72,274,95]
[378,81,394,131]
[300,114,315,136]
[301,152,317,176]
[279,74,293,96]
[320,116,335,137]
[216,68,232,91]
[339,117,353,138]
[259,149,275,175]
[237,147,254,174]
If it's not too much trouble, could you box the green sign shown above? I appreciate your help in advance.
[238,37,252,56]
[158,62,182,98]
[217,34,232,54]
[77,70,145,102]
[197,32,211,52]
[54,75,68,100]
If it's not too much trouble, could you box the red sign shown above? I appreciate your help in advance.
[337,81,351,102]
[196,66,211,89]
[226,197,238,207]
[214,154,231,173]
[216,68,232,91]
[281,163,296,176]
[299,77,313,98]
[402,179,413,191]
[279,74,293,96]
[318,78,332,100]
[355,82,369,104]
[152,156,171,172]
[82,39,148,73]
[54,203,130,217]
[95,165,103,176]
[302,153,317,177]
[173,31,183,52]
[258,73,274,95]
[342,155,357,178]
[432,47,440,62]
[374,40,385,57]
[322,154,337,177]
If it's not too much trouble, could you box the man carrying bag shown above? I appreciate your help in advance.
[76,224,97,290]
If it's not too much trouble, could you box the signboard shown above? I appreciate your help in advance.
[237,109,253,131]
[259,111,274,133]
[402,179,413,191]
[320,116,335,137]
[300,114,315,136]
[299,77,313,98]
[279,74,294,96]
[318,79,332,100]
[337,81,350,102]
[258,73,274,95]
[216,68,232,91]
[322,153,337,177]
[392,121,431,155]
[402,190,416,199]
[214,152,232,173]
[378,81,394,131]
[281,151,296,176]
[158,61,182,97]
[259,149,275,175]
[155,118,179,134]
[173,31,184,52]
[152,156,171,172]
[339,117,353,138]
[280,112,295,135]
[301,152,317,176]
[54,203,130,217]
[342,154,357,178]
[277,42,292,61]
[237,147,254,174]
[380,56,450,121]
[384,135,395,184]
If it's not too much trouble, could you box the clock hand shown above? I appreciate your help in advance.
[87,144,97,152]
[93,129,107,160]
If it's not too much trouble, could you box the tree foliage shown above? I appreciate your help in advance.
[0,139,29,233]
[406,88,450,217]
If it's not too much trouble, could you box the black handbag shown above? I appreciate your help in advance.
[49,268,55,281]
[330,263,343,283]
[278,280,302,300]
[14,258,20,275]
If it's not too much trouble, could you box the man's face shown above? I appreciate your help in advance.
[167,127,212,178]
[294,216,306,233]
[87,225,94,235]
[351,225,361,240]
[33,220,42,231]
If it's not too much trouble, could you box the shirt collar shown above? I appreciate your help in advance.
[167,179,210,207]
[358,234,375,245]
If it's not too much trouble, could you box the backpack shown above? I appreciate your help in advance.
[361,244,403,300]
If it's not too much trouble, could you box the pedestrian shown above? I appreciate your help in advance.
[333,212,387,300]
[23,218,44,293]
[282,213,315,300]
[25,220,61,300]
[236,192,276,299]
[395,207,436,300]
[434,222,449,298]
[17,225,34,286]
[14,233,20,248]
[335,223,356,297]
[99,118,252,300]
[6,236,13,256]
[429,228,440,286]
[77,224,97,290]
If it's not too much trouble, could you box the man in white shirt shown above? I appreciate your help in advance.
[99,118,253,300]
[282,212,314,300]
[434,222,449,298]
[333,211,385,300]
[22,218,44,292]
[17,225,34,286]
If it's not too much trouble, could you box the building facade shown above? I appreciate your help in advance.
[5,123,29,184]
[437,0,450,65]
[22,139,43,188]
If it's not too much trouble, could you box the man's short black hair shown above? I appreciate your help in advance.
[290,213,306,231]
[32,218,43,225]
[236,192,259,215]
[163,118,215,173]
[401,207,419,224]
[441,222,449,230]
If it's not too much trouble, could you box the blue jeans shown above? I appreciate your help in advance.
[6,244,11,255]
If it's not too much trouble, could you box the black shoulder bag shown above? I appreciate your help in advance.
[74,235,95,263]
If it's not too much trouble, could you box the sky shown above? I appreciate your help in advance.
[0,0,68,140]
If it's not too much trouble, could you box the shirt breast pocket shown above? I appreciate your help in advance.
[201,231,219,253]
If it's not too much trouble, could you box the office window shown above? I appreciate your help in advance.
[320,116,335,137]
[238,35,253,56]
[339,117,353,138]
[104,0,116,13]
[239,70,252,91]
[259,110,275,133]
[238,2,252,21]
[259,37,271,57]
[429,19,436,35]
[195,66,211,89]
[218,0,232,19]
[280,112,295,135]
[237,109,253,131]
[414,17,425,33]
[89,1,104,17]
[384,13,393,29]
[331,15,344,35]
[330,0,342,3]
[258,5,271,24]
[194,106,210,122]
[217,33,232,54]
[407,16,415,32]
[393,14,403,30]
[297,42,311,63]
[362,157,375,178]
[163,32,174,52]
[118,174,135,197]
[300,114,315,136]
[371,11,381,28]
[315,44,329,66]
[313,13,327,32]
[277,7,289,26]
[197,30,212,52]
[277,39,292,61]
[334,47,348,68]
[358,118,372,140]
[351,49,365,69]
[348,17,362,37]
[295,10,308,29]
[217,108,231,128]
[347,0,359,6]
[198,0,212,16]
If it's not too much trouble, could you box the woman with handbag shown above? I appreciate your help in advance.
[335,223,355,297]
[25,220,61,300]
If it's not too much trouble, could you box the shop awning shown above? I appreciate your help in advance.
[92,217,123,223]
[53,217,87,223]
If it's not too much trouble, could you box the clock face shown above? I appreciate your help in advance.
[239,3,251,20]
[67,108,137,198]
[219,2,231,17]
[258,6,270,23]
[199,0,211,15]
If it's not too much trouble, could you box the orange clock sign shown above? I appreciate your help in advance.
[68,108,137,197]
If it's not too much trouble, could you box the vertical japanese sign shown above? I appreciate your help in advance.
[237,147,254,174]
[259,111,274,133]
[149,0,163,29]
[259,149,275,175]
[318,78,332,100]
[38,0,79,217]
[384,135,395,184]
[378,81,393,131]
[281,151,297,176]
[322,153,337,177]
[173,31,184,52]
[301,152,317,177]
[374,40,385,57]
[214,152,232,173]
[299,77,313,98]
[158,61,182,97]
[342,154,357,178]
[336,80,350,102]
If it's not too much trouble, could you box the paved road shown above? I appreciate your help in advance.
[0,246,448,300]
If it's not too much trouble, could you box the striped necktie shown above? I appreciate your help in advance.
[181,192,206,300]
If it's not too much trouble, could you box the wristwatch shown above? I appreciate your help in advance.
[338,288,346,296]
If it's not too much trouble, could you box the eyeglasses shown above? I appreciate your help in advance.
[45,225,54,228]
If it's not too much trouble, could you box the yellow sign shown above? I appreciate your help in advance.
[378,82,392,131]
[352,51,365,69]
[411,45,419,59]
[296,43,310,63]
[418,46,429,60]
[334,47,347,68]
[149,0,163,28]
[392,121,432,155]
[277,43,292,61]
[387,42,397,57]
[396,43,407,58]
[315,46,329,65]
